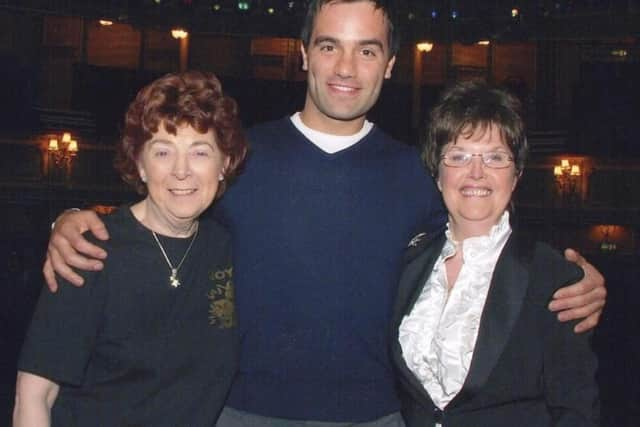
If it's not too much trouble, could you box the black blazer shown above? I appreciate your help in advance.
[390,230,599,427]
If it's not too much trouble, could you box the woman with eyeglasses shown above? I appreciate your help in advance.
[391,80,599,426]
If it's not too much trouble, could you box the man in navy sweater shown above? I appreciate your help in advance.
[44,1,606,425]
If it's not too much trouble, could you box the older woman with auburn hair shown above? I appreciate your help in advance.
[14,70,247,426]
[391,80,599,426]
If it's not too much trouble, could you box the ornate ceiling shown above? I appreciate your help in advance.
[1,0,639,42]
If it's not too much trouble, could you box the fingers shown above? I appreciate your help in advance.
[564,248,604,284]
[43,209,108,291]
[549,279,606,334]
[554,252,605,301]
[55,211,108,260]
[47,243,88,287]
[43,209,109,291]
[66,231,108,260]
[551,280,593,302]
[574,310,602,334]
[86,213,110,242]
[553,297,605,322]
[52,233,104,271]
[43,257,59,293]
[549,281,607,312]
[563,248,584,265]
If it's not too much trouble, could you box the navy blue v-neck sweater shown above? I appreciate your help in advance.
[215,118,445,421]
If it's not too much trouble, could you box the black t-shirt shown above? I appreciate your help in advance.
[19,206,238,426]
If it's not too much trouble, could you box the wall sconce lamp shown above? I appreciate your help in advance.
[412,42,433,130]
[416,42,434,53]
[553,158,581,199]
[553,159,581,183]
[171,28,189,39]
[48,132,79,169]
[598,225,618,253]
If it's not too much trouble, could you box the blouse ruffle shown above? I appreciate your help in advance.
[398,212,512,409]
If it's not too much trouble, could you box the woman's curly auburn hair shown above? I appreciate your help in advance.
[115,70,247,197]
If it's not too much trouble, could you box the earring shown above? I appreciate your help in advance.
[140,174,147,183]
[218,173,224,182]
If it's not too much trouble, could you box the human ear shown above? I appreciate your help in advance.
[219,156,231,181]
[137,160,147,183]
[300,44,309,71]
[384,55,396,79]
[510,169,522,192]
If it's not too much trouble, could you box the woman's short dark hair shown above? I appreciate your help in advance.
[115,70,247,197]
[423,80,528,179]
[300,0,400,57]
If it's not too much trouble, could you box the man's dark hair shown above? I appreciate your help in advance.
[300,0,400,57]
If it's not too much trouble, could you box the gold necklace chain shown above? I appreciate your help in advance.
[151,223,199,288]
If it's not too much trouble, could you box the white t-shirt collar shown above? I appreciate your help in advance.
[289,112,374,154]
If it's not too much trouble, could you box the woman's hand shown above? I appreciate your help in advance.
[44,209,110,291]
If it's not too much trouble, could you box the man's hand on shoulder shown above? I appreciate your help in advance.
[44,209,110,292]
[548,248,606,333]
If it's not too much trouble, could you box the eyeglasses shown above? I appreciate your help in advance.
[440,151,514,169]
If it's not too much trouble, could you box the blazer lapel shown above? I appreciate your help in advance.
[452,234,532,404]
[391,233,447,404]
[394,233,447,325]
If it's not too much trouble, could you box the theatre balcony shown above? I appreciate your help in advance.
[0,1,638,425]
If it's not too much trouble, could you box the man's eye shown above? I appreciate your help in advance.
[362,49,375,57]
[320,45,334,52]
[154,150,169,157]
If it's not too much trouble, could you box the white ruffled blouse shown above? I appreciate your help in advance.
[398,212,512,410]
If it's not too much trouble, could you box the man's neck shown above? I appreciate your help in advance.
[299,109,366,136]
[290,112,374,154]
